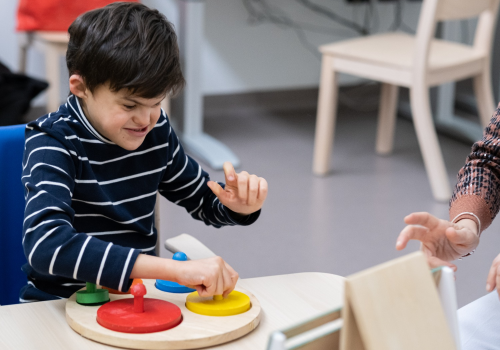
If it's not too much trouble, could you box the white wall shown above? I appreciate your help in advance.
[0,0,422,105]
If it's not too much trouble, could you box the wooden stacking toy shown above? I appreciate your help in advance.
[66,279,261,349]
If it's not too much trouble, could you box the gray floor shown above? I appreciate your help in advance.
[158,92,500,309]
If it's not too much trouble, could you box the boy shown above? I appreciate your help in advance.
[20,2,267,302]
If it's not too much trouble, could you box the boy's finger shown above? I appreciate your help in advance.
[215,271,224,297]
[207,181,228,203]
[396,225,429,250]
[247,175,259,206]
[221,266,233,298]
[223,162,237,185]
[237,171,249,201]
[258,177,268,201]
[404,212,440,230]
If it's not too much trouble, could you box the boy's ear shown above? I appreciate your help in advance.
[69,75,88,99]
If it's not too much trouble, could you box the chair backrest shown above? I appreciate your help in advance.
[0,124,27,305]
[413,0,500,81]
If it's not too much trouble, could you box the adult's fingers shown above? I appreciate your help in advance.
[404,212,442,230]
[496,265,500,298]
[223,162,238,186]
[486,255,500,292]
[396,224,429,250]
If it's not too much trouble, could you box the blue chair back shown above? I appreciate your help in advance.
[0,124,27,305]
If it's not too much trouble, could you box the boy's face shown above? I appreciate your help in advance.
[72,78,164,151]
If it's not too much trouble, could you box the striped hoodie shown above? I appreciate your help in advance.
[20,95,259,302]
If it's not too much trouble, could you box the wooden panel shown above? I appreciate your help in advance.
[343,252,456,350]
[436,0,492,21]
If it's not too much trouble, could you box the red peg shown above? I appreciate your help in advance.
[131,283,147,313]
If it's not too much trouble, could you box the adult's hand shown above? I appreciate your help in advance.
[396,212,479,270]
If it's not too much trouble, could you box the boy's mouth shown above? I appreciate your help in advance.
[124,125,149,136]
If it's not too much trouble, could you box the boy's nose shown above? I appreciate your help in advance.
[132,110,151,125]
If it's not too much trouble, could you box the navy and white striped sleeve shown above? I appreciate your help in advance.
[22,127,140,292]
[158,125,259,227]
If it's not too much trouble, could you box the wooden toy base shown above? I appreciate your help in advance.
[65,279,262,349]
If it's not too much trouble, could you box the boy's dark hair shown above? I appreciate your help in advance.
[67,2,184,98]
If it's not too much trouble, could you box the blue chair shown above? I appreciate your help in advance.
[0,124,27,305]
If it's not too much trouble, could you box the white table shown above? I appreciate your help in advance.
[0,273,344,349]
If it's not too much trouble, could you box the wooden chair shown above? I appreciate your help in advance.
[266,252,461,350]
[313,0,500,201]
[18,32,171,115]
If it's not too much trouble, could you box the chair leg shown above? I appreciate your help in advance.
[313,55,338,175]
[473,67,496,128]
[376,84,399,155]
[409,86,451,201]
[44,42,61,113]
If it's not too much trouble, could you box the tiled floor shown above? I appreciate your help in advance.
[158,93,500,308]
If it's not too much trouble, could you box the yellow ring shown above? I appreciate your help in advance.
[185,291,251,316]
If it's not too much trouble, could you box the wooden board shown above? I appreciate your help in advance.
[340,252,456,350]
[66,279,261,350]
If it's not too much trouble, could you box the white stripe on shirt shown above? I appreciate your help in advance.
[25,132,47,147]
[118,249,135,292]
[28,227,59,265]
[65,135,104,144]
[96,243,113,286]
[86,230,136,236]
[72,190,157,206]
[75,167,166,186]
[49,246,62,275]
[22,162,70,180]
[74,209,154,225]
[168,165,201,192]
[73,236,92,279]
[23,206,65,225]
[36,181,73,197]
[163,156,187,183]
[87,143,168,165]
[175,177,205,204]
[23,146,70,170]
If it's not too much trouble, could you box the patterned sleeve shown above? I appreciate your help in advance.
[158,122,260,228]
[450,104,500,232]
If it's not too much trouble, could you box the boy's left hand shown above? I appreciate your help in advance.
[207,162,268,215]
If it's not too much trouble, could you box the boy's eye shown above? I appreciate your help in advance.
[124,105,136,110]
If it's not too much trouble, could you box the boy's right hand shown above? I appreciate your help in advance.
[396,212,479,270]
[172,256,238,298]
